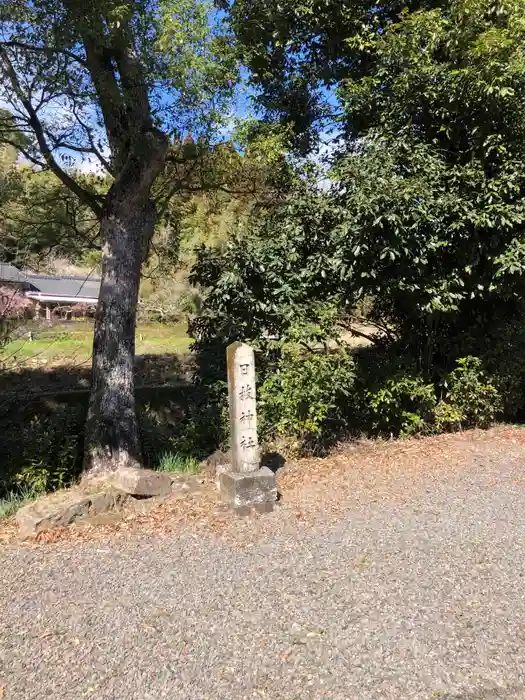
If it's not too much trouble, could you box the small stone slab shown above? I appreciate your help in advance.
[111,467,172,497]
[219,466,277,510]
[215,463,232,489]
[201,449,231,486]
[202,449,231,470]
[16,488,127,538]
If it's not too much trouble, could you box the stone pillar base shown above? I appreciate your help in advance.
[219,466,277,514]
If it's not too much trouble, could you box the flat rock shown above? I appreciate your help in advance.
[111,467,172,497]
[16,488,127,538]
[170,474,207,494]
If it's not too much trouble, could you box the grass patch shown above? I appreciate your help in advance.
[0,321,191,369]
[0,487,36,518]
[156,452,201,474]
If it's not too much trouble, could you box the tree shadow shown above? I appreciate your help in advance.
[0,352,190,396]
[0,352,225,495]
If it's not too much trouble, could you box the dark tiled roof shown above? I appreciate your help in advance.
[25,274,101,299]
[0,264,101,300]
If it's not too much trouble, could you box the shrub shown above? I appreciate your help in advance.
[12,404,84,494]
[258,341,356,453]
[366,374,437,436]
[139,385,228,466]
[481,319,525,418]
[1,396,218,497]
[437,356,502,430]
[139,404,181,468]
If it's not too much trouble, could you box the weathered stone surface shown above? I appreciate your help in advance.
[16,488,127,538]
[199,449,231,486]
[202,449,231,470]
[219,466,277,510]
[215,463,232,488]
[227,342,260,473]
[111,467,172,497]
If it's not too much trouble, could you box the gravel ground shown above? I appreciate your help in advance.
[2,432,525,700]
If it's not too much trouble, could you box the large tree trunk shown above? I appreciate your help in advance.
[83,200,154,476]
[83,133,168,477]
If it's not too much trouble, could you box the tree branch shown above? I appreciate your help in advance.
[0,41,87,67]
[112,24,152,135]
[70,106,114,175]
[0,45,103,218]
[157,159,200,215]
[75,10,128,168]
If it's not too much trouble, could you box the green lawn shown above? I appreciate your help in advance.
[1,322,191,369]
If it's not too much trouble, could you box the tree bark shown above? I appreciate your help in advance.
[83,131,168,477]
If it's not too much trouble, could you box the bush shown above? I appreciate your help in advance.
[258,341,356,453]
[482,319,525,418]
[139,384,229,466]
[366,374,437,436]
[436,356,502,430]
[12,404,84,494]
[1,391,224,498]
[363,355,502,437]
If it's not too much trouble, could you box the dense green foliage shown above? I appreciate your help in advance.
[219,0,432,152]
[188,0,525,450]
[258,336,356,452]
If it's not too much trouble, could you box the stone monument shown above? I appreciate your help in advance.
[219,342,277,514]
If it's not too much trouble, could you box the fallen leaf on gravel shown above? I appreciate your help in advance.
[3,426,525,548]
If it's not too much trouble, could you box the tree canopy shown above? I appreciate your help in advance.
[4,0,525,473]
[194,0,525,377]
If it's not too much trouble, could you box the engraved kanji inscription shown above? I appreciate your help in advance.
[239,385,255,401]
[240,410,255,425]
[240,435,257,450]
[227,342,260,473]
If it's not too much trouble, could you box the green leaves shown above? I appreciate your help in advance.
[190,182,345,341]
[258,341,356,452]
[157,0,239,132]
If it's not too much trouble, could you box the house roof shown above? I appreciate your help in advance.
[0,263,101,301]
[0,263,28,284]
[25,274,101,300]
